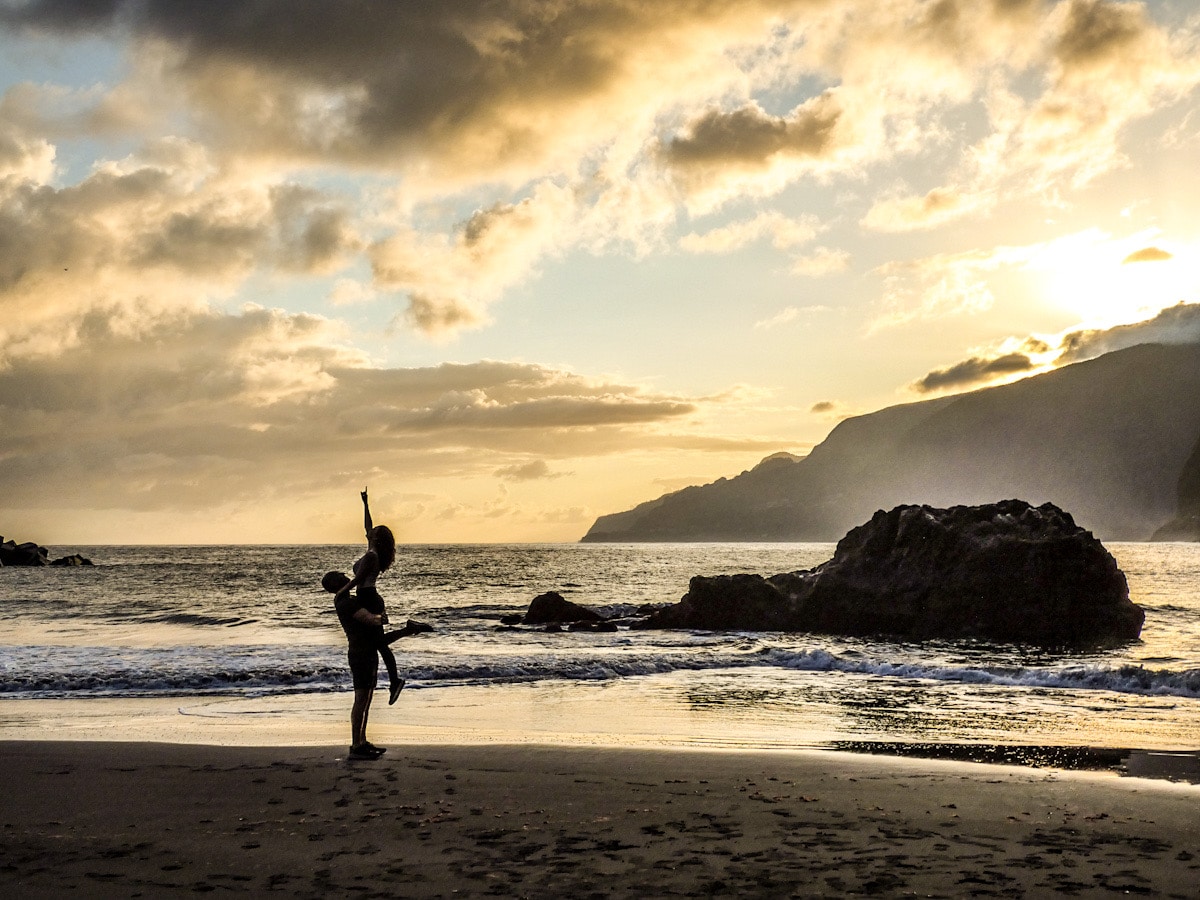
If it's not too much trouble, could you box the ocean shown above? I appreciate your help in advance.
[2,542,1199,764]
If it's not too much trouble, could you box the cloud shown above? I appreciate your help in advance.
[1055,0,1154,77]
[907,303,1200,396]
[1056,301,1200,362]
[754,305,831,330]
[868,226,1196,332]
[871,247,1006,330]
[861,187,980,233]
[0,114,55,183]
[910,351,1037,394]
[3,2,844,340]
[329,278,375,307]
[859,0,1200,232]
[0,305,735,513]
[679,211,819,254]
[1122,246,1172,264]
[0,140,361,351]
[1,0,805,188]
[810,399,857,421]
[664,93,843,181]
[681,211,849,280]
[537,506,590,525]
[494,460,566,482]
[370,182,576,336]
[790,247,850,277]
[3,0,1197,343]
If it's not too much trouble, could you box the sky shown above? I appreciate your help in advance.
[2,0,1200,544]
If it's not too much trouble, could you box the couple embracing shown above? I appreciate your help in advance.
[325,489,426,760]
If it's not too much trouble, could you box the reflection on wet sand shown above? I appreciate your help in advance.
[830,741,1200,784]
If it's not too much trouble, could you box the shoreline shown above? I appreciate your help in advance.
[5,685,1200,786]
[4,740,1199,897]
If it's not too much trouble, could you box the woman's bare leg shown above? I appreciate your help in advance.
[379,645,404,704]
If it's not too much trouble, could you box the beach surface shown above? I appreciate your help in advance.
[3,740,1198,898]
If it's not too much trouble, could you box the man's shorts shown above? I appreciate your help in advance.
[347,646,379,690]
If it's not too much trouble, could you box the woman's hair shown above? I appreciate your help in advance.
[370,525,396,572]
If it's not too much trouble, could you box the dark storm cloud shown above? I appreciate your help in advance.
[911,351,1036,393]
[0,0,125,33]
[665,94,842,171]
[133,206,267,274]
[991,0,1045,15]
[270,185,362,274]
[1055,0,1147,72]
[3,0,805,180]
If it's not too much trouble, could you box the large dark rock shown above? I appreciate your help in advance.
[638,500,1143,647]
[1,536,91,567]
[522,591,605,625]
[0,538,49,567]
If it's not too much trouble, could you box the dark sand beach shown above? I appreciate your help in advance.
[3,741,1198,898]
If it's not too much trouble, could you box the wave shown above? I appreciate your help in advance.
[759,647,1200,699]
[140,612,259,627]
[2,642,1199,701]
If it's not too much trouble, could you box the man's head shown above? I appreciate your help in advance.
[321,570,351,593]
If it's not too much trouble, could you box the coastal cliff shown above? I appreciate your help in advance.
[582,342,1200,542]
[1151,433,1200,541]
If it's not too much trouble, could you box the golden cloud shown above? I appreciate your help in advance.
[1122,246,1173,264]
[3,0,1197,340]
[909,303,1200,397]
[0,305,733,512]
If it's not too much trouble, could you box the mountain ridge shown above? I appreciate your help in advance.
[581,342,1200,542]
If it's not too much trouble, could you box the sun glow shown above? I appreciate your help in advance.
[1030,230,1200,329]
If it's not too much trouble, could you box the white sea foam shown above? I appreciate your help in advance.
[4,640,1199,702]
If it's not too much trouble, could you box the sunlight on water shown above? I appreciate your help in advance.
[2,541,1199,754]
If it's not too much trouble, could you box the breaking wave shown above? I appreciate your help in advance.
[3,642,1198,701]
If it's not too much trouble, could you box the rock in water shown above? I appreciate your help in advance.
[639,500,1143,647]
[522,591,605,625]
[0,538,49,567]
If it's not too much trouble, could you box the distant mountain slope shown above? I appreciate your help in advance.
[1152,431,1200,540]
[582,342,1200,542]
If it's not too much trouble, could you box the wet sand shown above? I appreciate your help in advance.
[3,740,1198,897]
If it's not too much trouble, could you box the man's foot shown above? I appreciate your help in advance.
[362,741,387,756]
[389,678,405,705]
[348,743,383,760]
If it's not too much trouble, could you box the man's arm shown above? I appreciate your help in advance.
[335,549,380,598]
[352,607,383,627]
[335,560,384,628]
